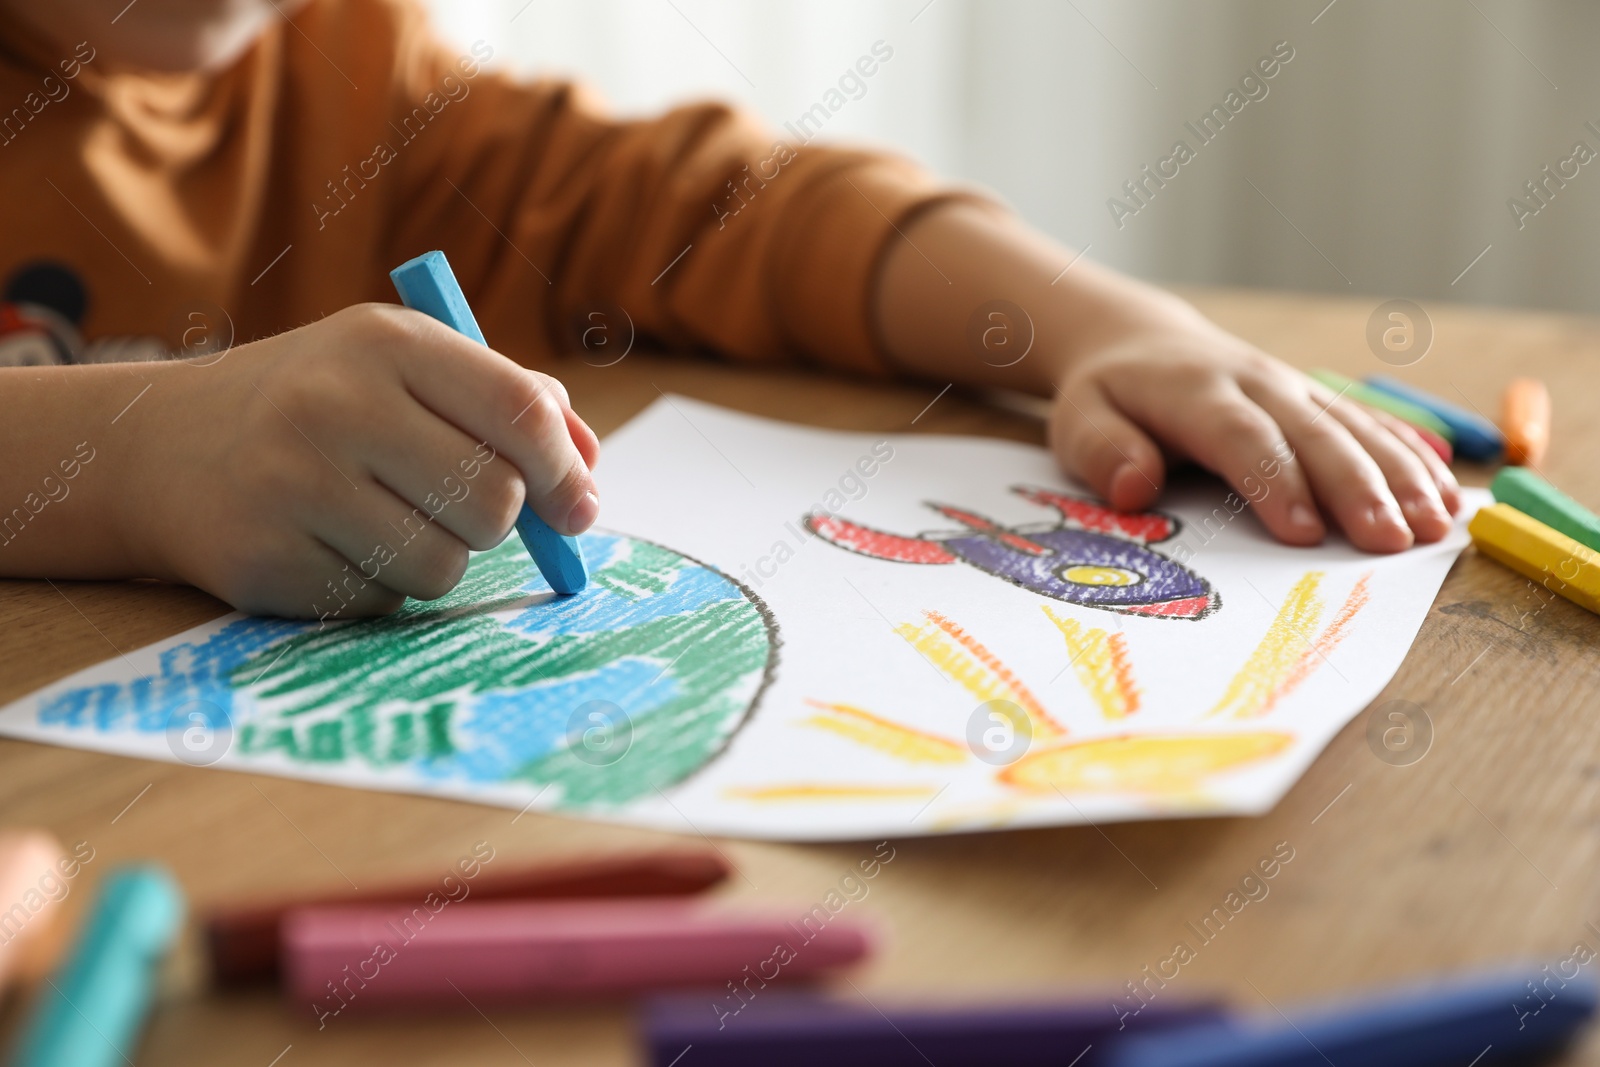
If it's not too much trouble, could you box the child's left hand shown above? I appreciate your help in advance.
[874,202,1461,554]
[1046,319,1461,553]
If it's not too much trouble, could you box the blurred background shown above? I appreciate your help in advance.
[422,0,1600,315]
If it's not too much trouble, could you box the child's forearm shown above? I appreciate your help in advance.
[0,362,170,579]
[872,201,1459,554]
[874,201,1206,394]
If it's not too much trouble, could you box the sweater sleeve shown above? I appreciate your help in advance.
[381,15,983,375]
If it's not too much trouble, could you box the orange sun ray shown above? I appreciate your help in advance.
[894,610,1066,738]
[1207,571,1325,719]
[1247,572,1373,718]
[1041,607,1142,720]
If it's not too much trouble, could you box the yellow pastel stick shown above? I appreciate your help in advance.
[1468,503,1600,615]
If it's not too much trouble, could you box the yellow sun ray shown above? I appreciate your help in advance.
[1041,607,1142,720]
[999,732,1295,796]
[1247,572,1373,719]
[1207,571,1325,719]
[802,700,969,765]
[783,591,1336,811]
[725,783,939,803]
[894,610,1066,738]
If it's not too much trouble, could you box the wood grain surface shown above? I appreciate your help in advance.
[0,286,1597,1065]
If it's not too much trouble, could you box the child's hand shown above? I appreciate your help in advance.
[873,204,1460,554]
[130,304,599,617]
[1047,320,1461,553]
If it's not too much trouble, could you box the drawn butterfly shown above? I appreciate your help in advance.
[805,486,1219,620]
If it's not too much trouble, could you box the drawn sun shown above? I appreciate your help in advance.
[725,568,1371,830]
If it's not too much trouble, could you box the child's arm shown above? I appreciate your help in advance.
[391,56,1452,554]
[0,305,598,617]
[874,203,1460,552]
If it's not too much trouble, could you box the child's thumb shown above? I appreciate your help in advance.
[1048,383,1166,511]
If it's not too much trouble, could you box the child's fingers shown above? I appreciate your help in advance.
[381,309,598,536]
[308,480,472,602]
[358,394,527,551]
[1249,383,1414,553]
[1140,385,1327,546]
[567,408,600,471]
[1362,408,1462,516]
[493,377,597,534]
[1321,402,1453,542]
[1048,380,1166,510]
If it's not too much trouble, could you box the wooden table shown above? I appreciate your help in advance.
[1,287,1597,1065]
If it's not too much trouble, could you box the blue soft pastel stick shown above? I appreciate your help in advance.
[390,251,587,594]
[1364,375,1506,461]
[1102,966,1597,1067]
[11,865,185,1067]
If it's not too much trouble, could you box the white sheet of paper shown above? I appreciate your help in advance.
[0,397,1484,840]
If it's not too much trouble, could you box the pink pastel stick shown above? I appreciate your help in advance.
[282,898,875,1012]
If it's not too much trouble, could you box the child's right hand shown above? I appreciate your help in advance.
[127,304,599,618]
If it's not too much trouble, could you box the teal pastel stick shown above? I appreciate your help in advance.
[1364,375,1505,461]
[390,251,587,594]
[12,865,184,1067]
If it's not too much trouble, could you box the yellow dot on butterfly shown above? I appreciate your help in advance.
[1059,565,1142,587]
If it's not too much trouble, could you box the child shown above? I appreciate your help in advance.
[0,0,1458,617]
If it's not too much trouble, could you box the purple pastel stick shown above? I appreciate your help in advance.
[643,992,1223,1067]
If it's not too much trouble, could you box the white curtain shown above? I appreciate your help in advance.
[423,0,1600,316]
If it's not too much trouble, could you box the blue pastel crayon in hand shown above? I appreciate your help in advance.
[11,865,185,1067]
[390,250,588,595]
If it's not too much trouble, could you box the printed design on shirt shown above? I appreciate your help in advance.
[0,260,170,366]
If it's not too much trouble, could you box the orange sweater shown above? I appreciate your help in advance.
[0,0,966,374]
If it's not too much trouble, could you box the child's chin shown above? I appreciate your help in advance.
[99,0,302,74]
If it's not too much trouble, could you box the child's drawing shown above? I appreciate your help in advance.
[737,568,1370,826]
[21,532,777,810]
[806,486,1219,619]
[0,399,1485,841]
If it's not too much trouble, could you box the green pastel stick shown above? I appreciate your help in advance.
[1308,369,1455,443]
[1492,466,1600,553]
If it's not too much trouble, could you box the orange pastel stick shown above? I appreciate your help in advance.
[0,831,67,991]
[1500,378,1551,467]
